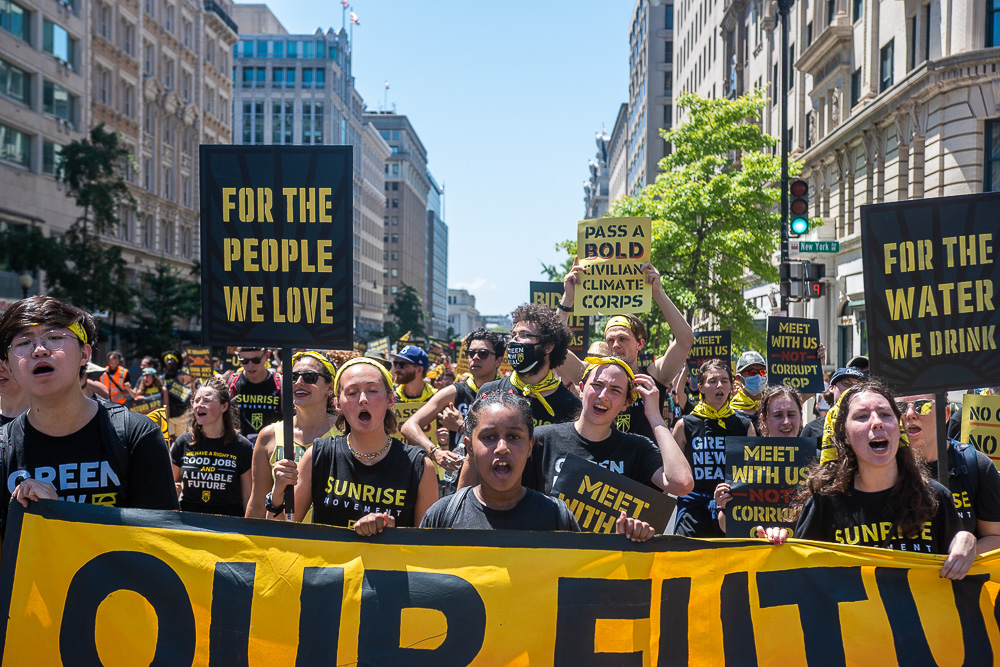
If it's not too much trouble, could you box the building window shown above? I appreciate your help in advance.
[827,0,836,24]
[143,157,153,190]
[853,0,863,22]
[302,101,323,144]
[285,67,295,87]
[43,20,76,68]
[391,268,398,277]
[272,101,293,144]
[256,39,267,57]
[164,3,174,32]
[909,14,917,70]
[379,129,389,140]
[807,21,813,44]
[880,39,894,92]
[391,233,398,243]
[255,67,265,88]
[302,68,313,88]
[142,214,154,248]
[121,81,134,117]
[182,18,191,47]
[0,58,29,104]
[162,219,174,253]
[42,141,62,174]
[986,120,1000,192]
[181,175,190,206]
[286,40,297,58]
[43,81,74,123]
[241,40,252,57]
[315,68,325,87]
[302,41,314,58]
[121,20,134,55]
[851,68,862,107]
[163,56,174,88]
[665,3,673,29]
[392,163,399,175]
[180,225,191,257]
[391,251,398,260]
[989,0,999,47]
[391,285,398,295]
[144,41,155,75]
[1,0,29,42]
[272,40,283,58]
[0,122,29,166]
[242,101,263,144]
[391,216,398,225]
[98,3,111,38]
[163,167,172,200]
[391,199,398,208]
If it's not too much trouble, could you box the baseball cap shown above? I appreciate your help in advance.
[847,355,869,371]
[84,361,105,374]
[363,349,392,370]
[391,345,429,370]
[142,367,158,376]
[735,351,766,373]
[829,367,865,386]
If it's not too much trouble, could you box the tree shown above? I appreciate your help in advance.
[539,239,578,282]
[130,261,201,357]
[608,89,796,350]
[383,284,427,341]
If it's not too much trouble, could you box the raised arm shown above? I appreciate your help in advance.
[555,258,588,385]
[636,375,694,496]
[644,263,695,386]
[398,383,463,471]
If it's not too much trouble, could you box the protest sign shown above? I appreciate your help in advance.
[686,330,731,375]
[199,145,354,348]
[766,316,823,392]
[394,401,436,442]
[455,341,470,377]
[220,347,241,373]
[575,217,651,316]
[725,437,814,538]
[184,347,213,380]
[961,393,1000,470]
[530,281,586,352]
[367,336,390,359]
[861,192,1000,393]
[3,501,1000,665]
[551,453,674,534]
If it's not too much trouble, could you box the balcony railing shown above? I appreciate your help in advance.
[203,0,238,34]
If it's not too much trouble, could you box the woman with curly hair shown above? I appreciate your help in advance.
[171,377,253,516]
[762,379,976,580]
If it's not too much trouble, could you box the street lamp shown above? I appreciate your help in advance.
[18,271,33,299]
[777,0,794,312]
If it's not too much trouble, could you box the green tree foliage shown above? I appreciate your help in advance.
[539,240,578,282]
[383,283,427,341]
[0,224,48,277]
[130,262,201,357]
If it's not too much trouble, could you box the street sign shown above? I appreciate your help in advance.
[792,241,839,253]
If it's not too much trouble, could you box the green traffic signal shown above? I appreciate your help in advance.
[791,216,809,234]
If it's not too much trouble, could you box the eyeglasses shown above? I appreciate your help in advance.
[291,370,328,384]
[239,355,264,365]
[896,399,934,416]
[740,368,767,378]
[9,330,76,358]
[468,349,494,360]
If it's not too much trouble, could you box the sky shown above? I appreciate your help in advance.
[242,0,631,316]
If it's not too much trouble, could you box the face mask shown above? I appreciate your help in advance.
[506,341,541,373]
[743,375,767,395]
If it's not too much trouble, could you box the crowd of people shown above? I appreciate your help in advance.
[1,258,998,577]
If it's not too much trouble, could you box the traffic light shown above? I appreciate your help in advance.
[805,262,826,299]
[779,260,806,301]
[789,179,809,236]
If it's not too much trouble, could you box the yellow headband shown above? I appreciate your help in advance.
[604,316,634,335]
[819,385,909,465]
[29,321,88,344]
[164,354,180,364]
[292,350,336,378]
[334,357,395,395]
[583,356,639,404]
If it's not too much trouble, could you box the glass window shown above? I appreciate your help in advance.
[317,41,325,58]
[0,122,29,166]
[43,140,62,174]
[989,0,999,47]
[851,68,862,106]
[303,41,313,58]
[272,40,283,58]
[392,163,399,175]
[43,81,73,123]
[379,130,390,140]
[272,67,283,85]
[880,39,894,92]
[302,68,313,88]
[315,68,325,87]
[0,57,29,104]
[391,234,398,243]
[255,67,265,86]
[330,46,338,62]
[665,4,673,29]
[0,0,29,41]
[986,119,1000,192]
[853,0,863,22]
[242,67,253,86]
[286,40,297,58]
[392,130,399,140]
[43,20,75,67]
[242,40,252,57]
[286,67,295,86]
[256,40,266,57]
[827,0,835,24]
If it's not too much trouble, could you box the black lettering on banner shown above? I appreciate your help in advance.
[720,571,757,666]
[873,567,934,664]
[951,574,993,665]
[296,566,345,666]
[657,578,691,667]
[59,551,196,666]
[209,562,255,667]
[756,567,867,667]
[358,570,485,666]
[554,578,651,667]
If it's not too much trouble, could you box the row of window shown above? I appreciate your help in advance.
[0,121,64,174]
[2,1,79,69]
[114,206,193,257]
[238,66,326,88]
[240,101,325,145]
[1,58,76,124]
[237,39,338,62]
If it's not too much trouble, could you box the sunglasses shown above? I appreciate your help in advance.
[291,370,328,384]
[896,399,934,416]
[239,355,264,365]
[740,368,767,377]
[467,349,494,360]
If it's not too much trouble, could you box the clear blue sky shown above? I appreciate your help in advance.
[242,0,630,316]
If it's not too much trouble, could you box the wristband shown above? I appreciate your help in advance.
[264,491,285,515]
[556,302,572,313]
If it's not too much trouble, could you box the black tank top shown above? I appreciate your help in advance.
[450,379,479,447]
[683,412,752,494]
[615,377,669,441]
[478,377,582,426]
[310,435,427,528]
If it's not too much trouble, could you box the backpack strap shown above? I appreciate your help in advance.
[227,370,242,396]
[97,401,132,503]
[951,440,979,498]
[441,487,473,528]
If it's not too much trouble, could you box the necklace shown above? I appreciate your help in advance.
[347,434,392,461]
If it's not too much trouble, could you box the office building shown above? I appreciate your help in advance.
[425,170,448,339]
[582,129,611,219]
[447,288,482,338]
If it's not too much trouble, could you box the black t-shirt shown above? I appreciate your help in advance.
[794,481,962,554]
[800,416,824,440]
[170,432,253,516]
[0,406,179,536]
[615,374,668,441]
[420,486,581,531]
[925,443,1000,533]
[309,435,427,528]
[0,414,15,427]
[523,422,663,495]
[682,412,753,494]
[164,373,193,414]
[449,379,480,448]
[478,377,581,426]
[230,371,282,436]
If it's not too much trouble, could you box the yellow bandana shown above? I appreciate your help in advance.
[292,350,336,378]
[583,356,639,404]
[29,321,88,344]
[819,386,909,464]
[691,399,735,429]
[334,357,395,395]
[730,387,760,412]
[604,316,634,335]
[509,370,562,417]
[395,380,436,403]
[164,353,180,364]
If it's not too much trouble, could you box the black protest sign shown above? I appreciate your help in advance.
[184,347,212,380]
[766,316,823,392]
[200,146,354,347]
[861,192,1000,393]
[686,331,731,375]
[551,453,674,534]
[530,281,585,353]
[724,437,813,538]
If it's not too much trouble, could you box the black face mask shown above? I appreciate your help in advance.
[506,341,542,373]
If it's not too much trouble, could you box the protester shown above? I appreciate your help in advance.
[714,386,803,533]
[226,346,282,443]
[131,364,167,416]
[391,345,436,403]
[245,350,340,520]
[401,329,506,474]
[672,358,755,537]
[266,357,437,534]
[171,378,253,517]
[82,361,110,400]
[558,260,695,439]
[761,380,976,580]
[162,349,194,441]
[478,303,582,426]
[100,350,133,406]
[730,351,767,422]
[0,358,27,426]
[0,297,178,556]
[800,367,865,439]
[847,355,869,374]
[897,391,1000,554]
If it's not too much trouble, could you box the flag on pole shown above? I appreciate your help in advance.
[350,11,360,24]
[340,0,348,8]
[385,81,390,89]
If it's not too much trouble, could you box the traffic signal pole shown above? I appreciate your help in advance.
[778,0,793,313]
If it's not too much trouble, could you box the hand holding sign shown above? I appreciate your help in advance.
[575,217,652,315]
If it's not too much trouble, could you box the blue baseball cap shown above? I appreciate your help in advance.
[391,345,429,370]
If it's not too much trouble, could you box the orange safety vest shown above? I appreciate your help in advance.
[101,366,130,404]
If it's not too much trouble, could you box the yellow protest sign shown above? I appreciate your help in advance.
[575,217,652,316]
[961,393,1000,469]
[393,400,436,444]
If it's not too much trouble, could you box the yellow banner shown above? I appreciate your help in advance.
[2,502,1000,665]
[961,393,1000,470]
[576,217,652,316]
